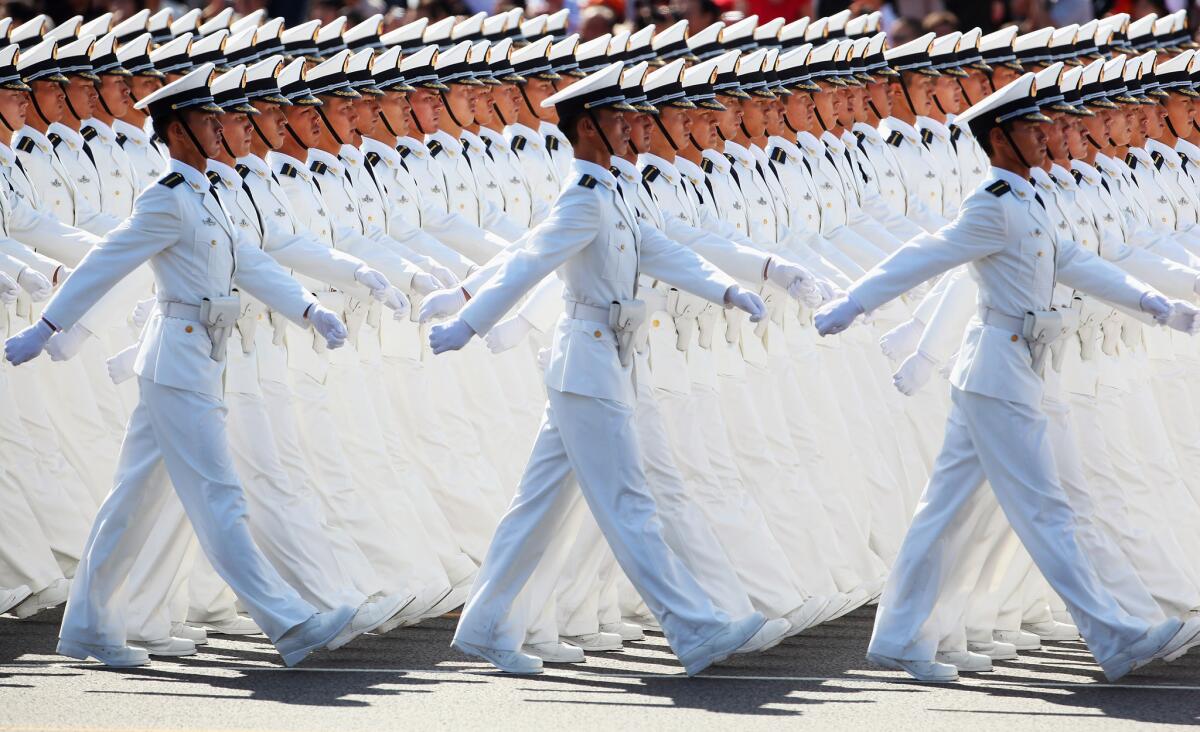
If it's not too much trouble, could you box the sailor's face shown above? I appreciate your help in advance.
[185,109,223,158]
[444,83,475,126]
[1011,119,1048,167]
[1065,116,1090,158]
[740,96,767,136]
[219,111,253,157]
[934,75,965,114]
[408,88,443,130]
[990,65,1022,91]
[30,81,66,123]
[378,91,411,137]
[1165,91,1196,131]
[353,94,382,137]
[1081,107,1109,146]
[251,100,287,148]
[960,68,991,105]
[127,75,163,105]
[630,112,654,151]
[63,76,97,120]
[0,89,29,129]
[97,76,132,117]
[284,104,322,147]
[866,79,892,118]
[1105,106,1131,145]
[1139,100,1165,139]
[595,107,630,156]
[715,94,742,137]
[787,92,816,132]
[322,95,359,142]
[660,106,691,146]
[496,83,522,122]
[1044,112,1070,161]
[906,72,936,116]
[523,78,557,118]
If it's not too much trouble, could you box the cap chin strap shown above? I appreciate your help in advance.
[688,132,705,151]
[63,86,87,127]
[999,123,1034,170]
[898,75,920,118]
[29,87,54,127]
[1084,132,1103,149]
[955,78,975,106]
[316,105,345,146]
[653,114,677,150]
[866,97,884,121]
[178,113,212,161]
[782,108,799,135]
[379,109,401,138]
[491,102,507,126]
[586,108,615,157]
[408,105,428,135]
[249,115,273,148]
[813,104,830,132]
[440,89,467,129]
[519,83,541,121]
[283,120,308,149]
[932,92,948,117]
[1165,115,1183,140]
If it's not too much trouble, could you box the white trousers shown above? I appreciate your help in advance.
[869,388,1151,669]
[60,378,314,647]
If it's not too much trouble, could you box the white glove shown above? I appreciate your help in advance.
[880,318,924,364]
[418,287,467,323]
[306,304,348,349]
[106,345,138,384]
[725,286,767,323]
[429,263,459,288]
[381,286,410,320]
[16,268,52,302]
[767,259,822,307]
[892,350,939,396]
[130,297,156,329]
[429,318,476,354]
[485,314,534,354]
[815,295,865,336]
[813,278,836,305]
[45,322,93,362]
[0,271,17,304]
[411,272,441,297]
[353,266,391,300]
[1164,300,1200,335]
[1140,291,1173,324]
[5,319,55,365]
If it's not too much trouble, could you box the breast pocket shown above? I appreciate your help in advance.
[195,224,234,285]
[601,227,637,284]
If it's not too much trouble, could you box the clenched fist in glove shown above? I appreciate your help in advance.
[1140,291,1173,324]
[106,344,138,385]
[354,265,392,299]
[429,318,475,354]
[46,323,93,362]
[485,314,534,354]
[724,286,767,322]
[380,286,410,320]
[130,297,156,329]
[411,272,441,297]
[418,287,467,323]
[880,318,924,365]
[0,271,17,304]
[766,259,823,307]
[16,268,52,302]
[892,350,939,396]
[815,294,865,336]
[5,318,55,365]
[306,304,348,350]
[428,263,459,288]
[1163,300,1200,335]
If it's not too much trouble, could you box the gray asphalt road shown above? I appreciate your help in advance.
[2,607,1198,731]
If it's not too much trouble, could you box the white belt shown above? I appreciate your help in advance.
[564,300,610,323]
[642,288,669,312]
[160,301,203,322]
[981,307,1025,337]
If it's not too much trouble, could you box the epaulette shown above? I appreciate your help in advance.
[723,152,736,166]
[309,160,328,175]
[1151,150,1165,170]
[510,134,526,151]
[886,130,904,147]
[985,179,1010,197]
[700,158,714,174]
[15,137,33,153]
[81,126,98,142]
[115,133,128,148]
[427,140,443,157]
[205,170,221,185]
[279,163,299,178]
[48,133,63,148]
[1125,153,1138,169]
[235,163,250,178]
[609,166,621,178]
[398,144,412,158]
[578,174,597,189]
[546,135,559,152]
[158,172,185,188]
[365,151,381,168]
[950,125,963,144]
[1071,169,1083,184]
[642,165,660,183]
[769,147,788,164]
[920,128,934,146]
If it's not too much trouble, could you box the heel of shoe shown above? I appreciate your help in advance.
[56,639,92,661]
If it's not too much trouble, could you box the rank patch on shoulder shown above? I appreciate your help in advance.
[1151,151,1165,170]
[920,128,934,146]
[158,172,184,188]
[511,135,526,151]
[428,140,444,157]
[642,165,660,183]
[48,133,63,148]
[700,158,714,174]
[985,179,1010,197]
[1125,153,1138,169]
[366,151,382,168]
[886,130,904,147]
[279,163,299,178]
[578,174,598,189]
[235,164,251,178]
[206,170,221,185]
[15,137,34,153]
[546,136,559,151]
[81,126,98,142]
[770,147,787,164]
[309,161,328,175]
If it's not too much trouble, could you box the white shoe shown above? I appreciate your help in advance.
[1102,618,1183,681]
[786,596,831,635]
[421,584,469,621]
[13,579,69,619]
[967,640,1018,660]
[1022,620,1079,642]
[128,637,197,657]
[560,632,623,652]
[734,618,791,654]
[993,629,1040,651]
[677,613,766,677]
[867,653,959,682]
[522,641,586,663]
[330,593,412,650]
[0,585,31,615]
[824,589,867,622]
[369,591,419,635]
[275,606,357,667]
[1157,616,1200,663]
[625,614,661,632]
[453,640,543,674]
[189,615,262,636]
[599,621,644,642]
[170,622,208,645]
[936,650,992,672]
[58,639,150,667]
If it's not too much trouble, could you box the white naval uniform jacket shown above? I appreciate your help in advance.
[850,166,1151,408]
[1126,146,1181,232]
[47,123,125,226]
[478,126,548,228]
[113,119,168,192]
[505,122,563,208]
[13,126,120,235]
[915,116,963,217]
[849,122,928,241]
[0,141,98,272]
[876,117,950,232]
[541,121,574,185]
[41,159,317,399]
[459,160,735,408]
[426,130,526,242]
[81,119,140,219]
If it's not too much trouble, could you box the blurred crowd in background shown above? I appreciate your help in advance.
[6,0,1199,63]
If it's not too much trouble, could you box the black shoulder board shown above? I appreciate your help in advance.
[723,152,736,166]
[205,170,221,185]
[115,133,128,148]
[309,160,327,175]
[546,135,559,151]
[365,151,381,168]
[769,147,787,164]
[920,128,933,146]
[235,163,250,178]
[15,137,34,153]
[700,158,714,174]
[950,126,963,143]
[1125,153,1138,169]
[48,133,63,148]
[886,130,904,147]
[279,163,299,178]
[511,134,526,151]
[1071,169,1083,184]
[985,179,1010,197]
[642,165,660,183]
[428,140,443,157]
[158,172,185,188]
[578,174,597,189]
[81,126,98,142]
[1151,150,1165,170]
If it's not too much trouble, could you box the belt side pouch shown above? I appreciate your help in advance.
[200,294,241,361]
[697,306,718,349]
[724,307,746,344]
[269,310,287,346]
[366,299,382,329]
[1100,313,1122,356]
[344,296,369,347]
[236,298,265,355]
[609,299,647,368]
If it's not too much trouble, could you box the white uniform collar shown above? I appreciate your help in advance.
[1175,138,1200,162]
[852,122,882,142]
[361,135,404,165]
[206,158,240,189]
[396,135,429,156]
[768,135,802,160]
[701,148,731,173]
[459,128,484,154]
[1145,137,1181,167]
[675,155,706,184]
[916,115,950,140]
[426,129,463,155]
[113,119,150,143]
[637,152,678,182]
[540,120,567,144]
[505,122,543,148]
[307,147,345,175]
[881,116,920,143]
[1125,146,1153,166]
[1070,159,1103,185]
[992,165,1038,202]
[17,126,52,150]
[821,130,847,153]
[1029,165,1056,192]
[795,130,823,155]
[477,126,508,152]
[573,158,616,190]
[338,143,368,170]
[236,154,271,177]
[723,139,755,167]
[83,118,117,143]
[610,155,639,183]
[170,158,210,193]
[266,150,313,181]
[0,141,15,168]
[48,122,84,148]
[1049,163,1075,188]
